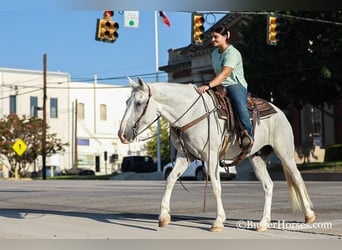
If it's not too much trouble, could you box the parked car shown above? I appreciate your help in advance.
[121,156,157,173]
[78,168,95,176]
[59,168,95,176]
[163,159,237,181]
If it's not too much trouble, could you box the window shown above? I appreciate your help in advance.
[30,96,38,117]
[50,98,58,118]
[77,102,85,119]
[9,95,16,114]
[100,104,107,121]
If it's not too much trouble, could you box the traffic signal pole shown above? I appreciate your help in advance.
[42,54,47,180]
[154,11,162,173]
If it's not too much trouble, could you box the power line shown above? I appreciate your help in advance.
[230,11,342,26]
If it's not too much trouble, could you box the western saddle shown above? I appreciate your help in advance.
[208,85,277,167]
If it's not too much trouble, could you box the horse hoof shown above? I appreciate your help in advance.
[256,225,268,232]
[159,215,171,227]
[305,212,316,224]
[210,225,224,232]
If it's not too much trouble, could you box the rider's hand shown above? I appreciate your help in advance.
[197,85,210,94]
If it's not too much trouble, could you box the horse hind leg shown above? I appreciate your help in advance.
[273,147,315,224]
[249,155,273,232]
[280,156,315,223]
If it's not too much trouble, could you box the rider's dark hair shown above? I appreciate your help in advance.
[212,25,230,41]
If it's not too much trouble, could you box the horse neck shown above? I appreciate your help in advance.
[150,83,203,125]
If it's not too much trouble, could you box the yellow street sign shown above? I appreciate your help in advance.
[12,139,27,156]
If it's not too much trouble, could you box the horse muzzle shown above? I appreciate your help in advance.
[118,130,134,144]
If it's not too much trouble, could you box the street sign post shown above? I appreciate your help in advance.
[12,138,27,180]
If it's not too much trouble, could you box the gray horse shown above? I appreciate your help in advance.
[118,77,315,232]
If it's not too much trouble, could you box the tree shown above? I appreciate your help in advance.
[237,11,342,109]
[146,118,171,167]
[0,114,68,177]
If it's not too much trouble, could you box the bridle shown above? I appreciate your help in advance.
[132,85,160,139]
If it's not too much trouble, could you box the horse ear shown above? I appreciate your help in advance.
[127,77,138,88]
[137,77,147,90]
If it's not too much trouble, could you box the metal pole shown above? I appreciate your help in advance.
[74,99,78,170]
[42,54,47,180]
[154,11,162,172]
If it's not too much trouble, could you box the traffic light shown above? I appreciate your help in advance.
[267,14,279,45]
[95,11,119,43]
[192,13,205,45]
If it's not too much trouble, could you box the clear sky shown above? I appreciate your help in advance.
[0,10,225,85]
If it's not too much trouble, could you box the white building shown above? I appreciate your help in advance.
[0,67,149,177]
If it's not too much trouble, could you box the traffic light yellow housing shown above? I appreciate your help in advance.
[192,13,205,45]
[95,19,119,43]
[267,15,279,45]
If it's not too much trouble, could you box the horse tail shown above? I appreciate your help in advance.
[283,167,312,212]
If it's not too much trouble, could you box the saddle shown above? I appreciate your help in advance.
[209,86,277,131]
[208,85,277,166]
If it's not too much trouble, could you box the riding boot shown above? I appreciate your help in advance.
[240,130,254,152]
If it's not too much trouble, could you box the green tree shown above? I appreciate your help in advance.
[237,11,342,109]
[0,114,68,177]
[146,118,171,167]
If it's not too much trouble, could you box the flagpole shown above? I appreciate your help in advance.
[154,11,162,173]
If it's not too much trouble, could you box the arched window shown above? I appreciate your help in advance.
[100,104,107,121]
[77,102,85,119]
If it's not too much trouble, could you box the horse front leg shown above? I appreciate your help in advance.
[159,156,188,227]
[208,153,226,232]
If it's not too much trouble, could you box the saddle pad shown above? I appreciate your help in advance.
[247,97,277,118]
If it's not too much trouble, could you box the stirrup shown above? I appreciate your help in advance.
[240,130,254,152]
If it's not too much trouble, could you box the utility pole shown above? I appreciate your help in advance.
[42,54,47,180]
[73,99,78,170]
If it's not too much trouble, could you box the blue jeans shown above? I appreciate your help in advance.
[225,84,253,138]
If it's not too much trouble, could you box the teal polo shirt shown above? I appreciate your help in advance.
[211,45,248,89]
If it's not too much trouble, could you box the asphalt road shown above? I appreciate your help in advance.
[0,179,341,239]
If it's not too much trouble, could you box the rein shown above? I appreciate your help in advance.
[172,87,220,132]
[135,115,161,141]
[134,85,220,141]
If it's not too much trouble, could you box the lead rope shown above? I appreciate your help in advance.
[199,92,211,213]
